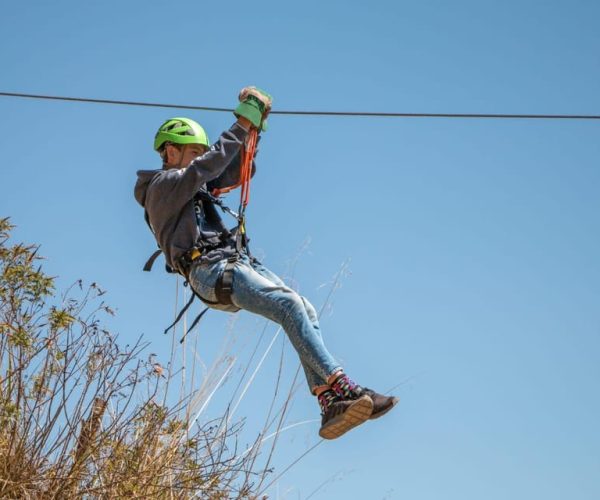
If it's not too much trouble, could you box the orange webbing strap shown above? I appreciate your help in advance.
[239,128,257,209]
[211,128,258,206]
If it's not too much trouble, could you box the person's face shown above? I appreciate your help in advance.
[165,143,208,169]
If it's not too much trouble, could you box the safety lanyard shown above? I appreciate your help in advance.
[209,128,258,247]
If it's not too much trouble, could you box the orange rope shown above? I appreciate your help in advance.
[239,128,257,208]
[211,128,258,209]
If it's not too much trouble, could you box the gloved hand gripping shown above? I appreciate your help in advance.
[234,86,273,131]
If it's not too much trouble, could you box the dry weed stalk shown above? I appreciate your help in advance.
[0,218,275,499]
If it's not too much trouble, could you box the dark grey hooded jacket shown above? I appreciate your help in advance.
[134,122,252,272]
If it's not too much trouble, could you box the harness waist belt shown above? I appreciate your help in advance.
[176,247,204,277]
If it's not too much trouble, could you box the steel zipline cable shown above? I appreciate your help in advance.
[1,91,600,121]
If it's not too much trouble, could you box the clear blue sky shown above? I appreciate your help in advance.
[2,1,599,498]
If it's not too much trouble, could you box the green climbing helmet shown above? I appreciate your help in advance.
[153,117,210,151]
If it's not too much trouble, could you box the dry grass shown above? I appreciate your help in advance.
[0,217,355,498]
[0,217,286,499]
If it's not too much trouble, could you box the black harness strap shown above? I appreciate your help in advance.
[165,258,237,342]
[143,249,162,272]
[179,306,210,344]
[163,286,212,345]
[163,291,196,335]
[215,255,238,305]
[142,209,164,272]
[165,247,237,339]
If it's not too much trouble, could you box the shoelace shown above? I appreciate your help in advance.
[317,390,339,414]
[330,373,360,399]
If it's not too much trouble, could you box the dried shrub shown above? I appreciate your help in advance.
[0,218,279,499]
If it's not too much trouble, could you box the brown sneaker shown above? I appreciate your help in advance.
[318,389,373,440]
[361,388,399,419]
[330,374,398,420]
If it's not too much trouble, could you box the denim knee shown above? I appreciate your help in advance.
[275,289,307,326]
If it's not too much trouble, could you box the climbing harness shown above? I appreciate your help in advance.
[144,128,259,341]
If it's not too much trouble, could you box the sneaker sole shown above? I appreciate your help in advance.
[369,396,399,420]
[319,395,373,440]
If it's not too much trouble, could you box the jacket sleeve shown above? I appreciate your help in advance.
[148,122,249,208]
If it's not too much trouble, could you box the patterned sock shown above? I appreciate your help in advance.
[317,389,340,414]
[330,373,361,399]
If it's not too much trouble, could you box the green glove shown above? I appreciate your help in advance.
[235,86,273,131]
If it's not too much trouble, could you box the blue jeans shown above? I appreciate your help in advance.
[188,254,342,391]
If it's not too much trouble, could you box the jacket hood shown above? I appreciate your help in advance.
[134,169,161,207]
